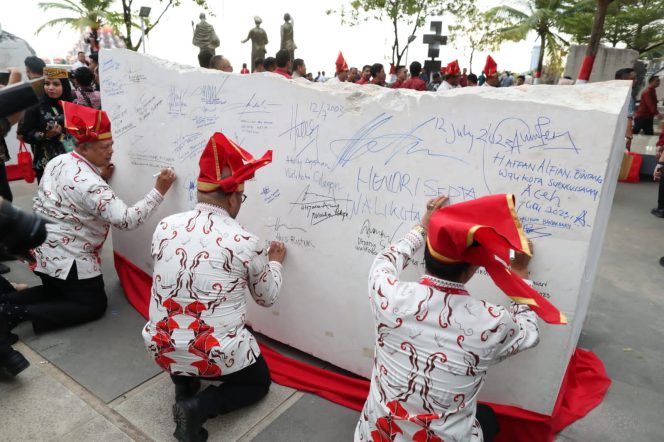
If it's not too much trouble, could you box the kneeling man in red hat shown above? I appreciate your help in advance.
[356,194,566,442]
[142,132,286,442]
[0,101,176,376]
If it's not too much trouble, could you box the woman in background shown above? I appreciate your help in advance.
[20,67,76,182]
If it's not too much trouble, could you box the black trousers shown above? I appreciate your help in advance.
[0,263,107,335]
[633,117,654,135]
[476,403,499,442]
[658,176,664,210]
[171,355,271,420]
[0,162,12,202]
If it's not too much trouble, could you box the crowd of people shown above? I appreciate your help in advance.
[0,39,658,442]
[202,48,531,93]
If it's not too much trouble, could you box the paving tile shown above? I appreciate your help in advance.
[252,393,361,442]
[8,233,161,403]
[112,372,298,441]
[55,415,133,442]
[0,364,102,441]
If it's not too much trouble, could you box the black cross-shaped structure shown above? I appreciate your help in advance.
[422,21,447,75]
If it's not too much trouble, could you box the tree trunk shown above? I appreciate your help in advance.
[122,0,136,51]
[469,46,475,74]
[535,31,546,85]
[577,0,612,83]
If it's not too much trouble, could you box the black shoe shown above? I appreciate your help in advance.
[0,252,17,262]
[0,303,28,331]
[0,263,9,275]
[173,397,206,442]
[175,378,201,401]
[0,348,30,376]
[651,208,664,218]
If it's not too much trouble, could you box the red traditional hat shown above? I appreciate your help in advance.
[446,60,461,76]
[427,194,567,325]
[197,132,272,193]
[335,51,349,73]
[61,101,112,143]
[484,55,498,77]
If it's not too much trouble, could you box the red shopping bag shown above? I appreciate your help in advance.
[618,152,642,183]
[17,141,36,183]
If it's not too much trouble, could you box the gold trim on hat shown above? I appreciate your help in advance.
[426,236,462,264]
[44,66,69,79]
[211,138,221,181]
[506,194,531,255]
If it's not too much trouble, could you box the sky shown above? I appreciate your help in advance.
[0,0,538,74]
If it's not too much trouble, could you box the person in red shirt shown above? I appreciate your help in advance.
[273,50,292,79]
[634,76,661,135]
[460,67,468,87]
[392,66,407,88]
[240,63,250,74]
[401,61,427,91]
[370,63,386,86]
[356,65,371,84]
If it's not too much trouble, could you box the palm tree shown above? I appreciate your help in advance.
[487,1,570,84]
[36,0,113,35]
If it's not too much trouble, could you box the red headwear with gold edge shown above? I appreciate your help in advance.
[335,51,349,73]
[61,101,112,143]
[446,60,461,76]
[197,132,272,193]
[484,55,498,77]
[427,194,567,325]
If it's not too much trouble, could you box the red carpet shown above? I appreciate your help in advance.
[114,251,611,441]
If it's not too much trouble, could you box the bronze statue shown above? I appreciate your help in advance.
[280,13,297,64]
[192,13,220,67]
[241,16,268,72]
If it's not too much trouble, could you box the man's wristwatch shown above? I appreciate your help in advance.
[412,224,427,237]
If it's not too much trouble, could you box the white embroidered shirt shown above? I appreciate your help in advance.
[142,203,283,377]
[33,152,164,280]
[355,229,540,442]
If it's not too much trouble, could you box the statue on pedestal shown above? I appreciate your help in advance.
[241,17,268,72]
[192,13,220,68]
[280,13,297,64]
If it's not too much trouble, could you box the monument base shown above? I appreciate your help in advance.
[114,251,611,442]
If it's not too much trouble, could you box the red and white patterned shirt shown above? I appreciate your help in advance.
[33,152,164,280]
[355,229,540,442]
[142,203,283,377]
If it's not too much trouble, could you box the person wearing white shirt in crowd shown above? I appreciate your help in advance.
[142,132,285,442]
[327,51,349,85]
[292,58,307,79]
[483,55,500,87]
[0,102,176,377]
[71,51,88,70]
[439,60,461,91]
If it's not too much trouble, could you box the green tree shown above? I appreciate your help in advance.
[562,0,664,58]
[487,0,570,83]
[36,0,113,35]
[329,0,473,68]
[448,6,499,74]
[112,0,210,51]
[38,0,211,52]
